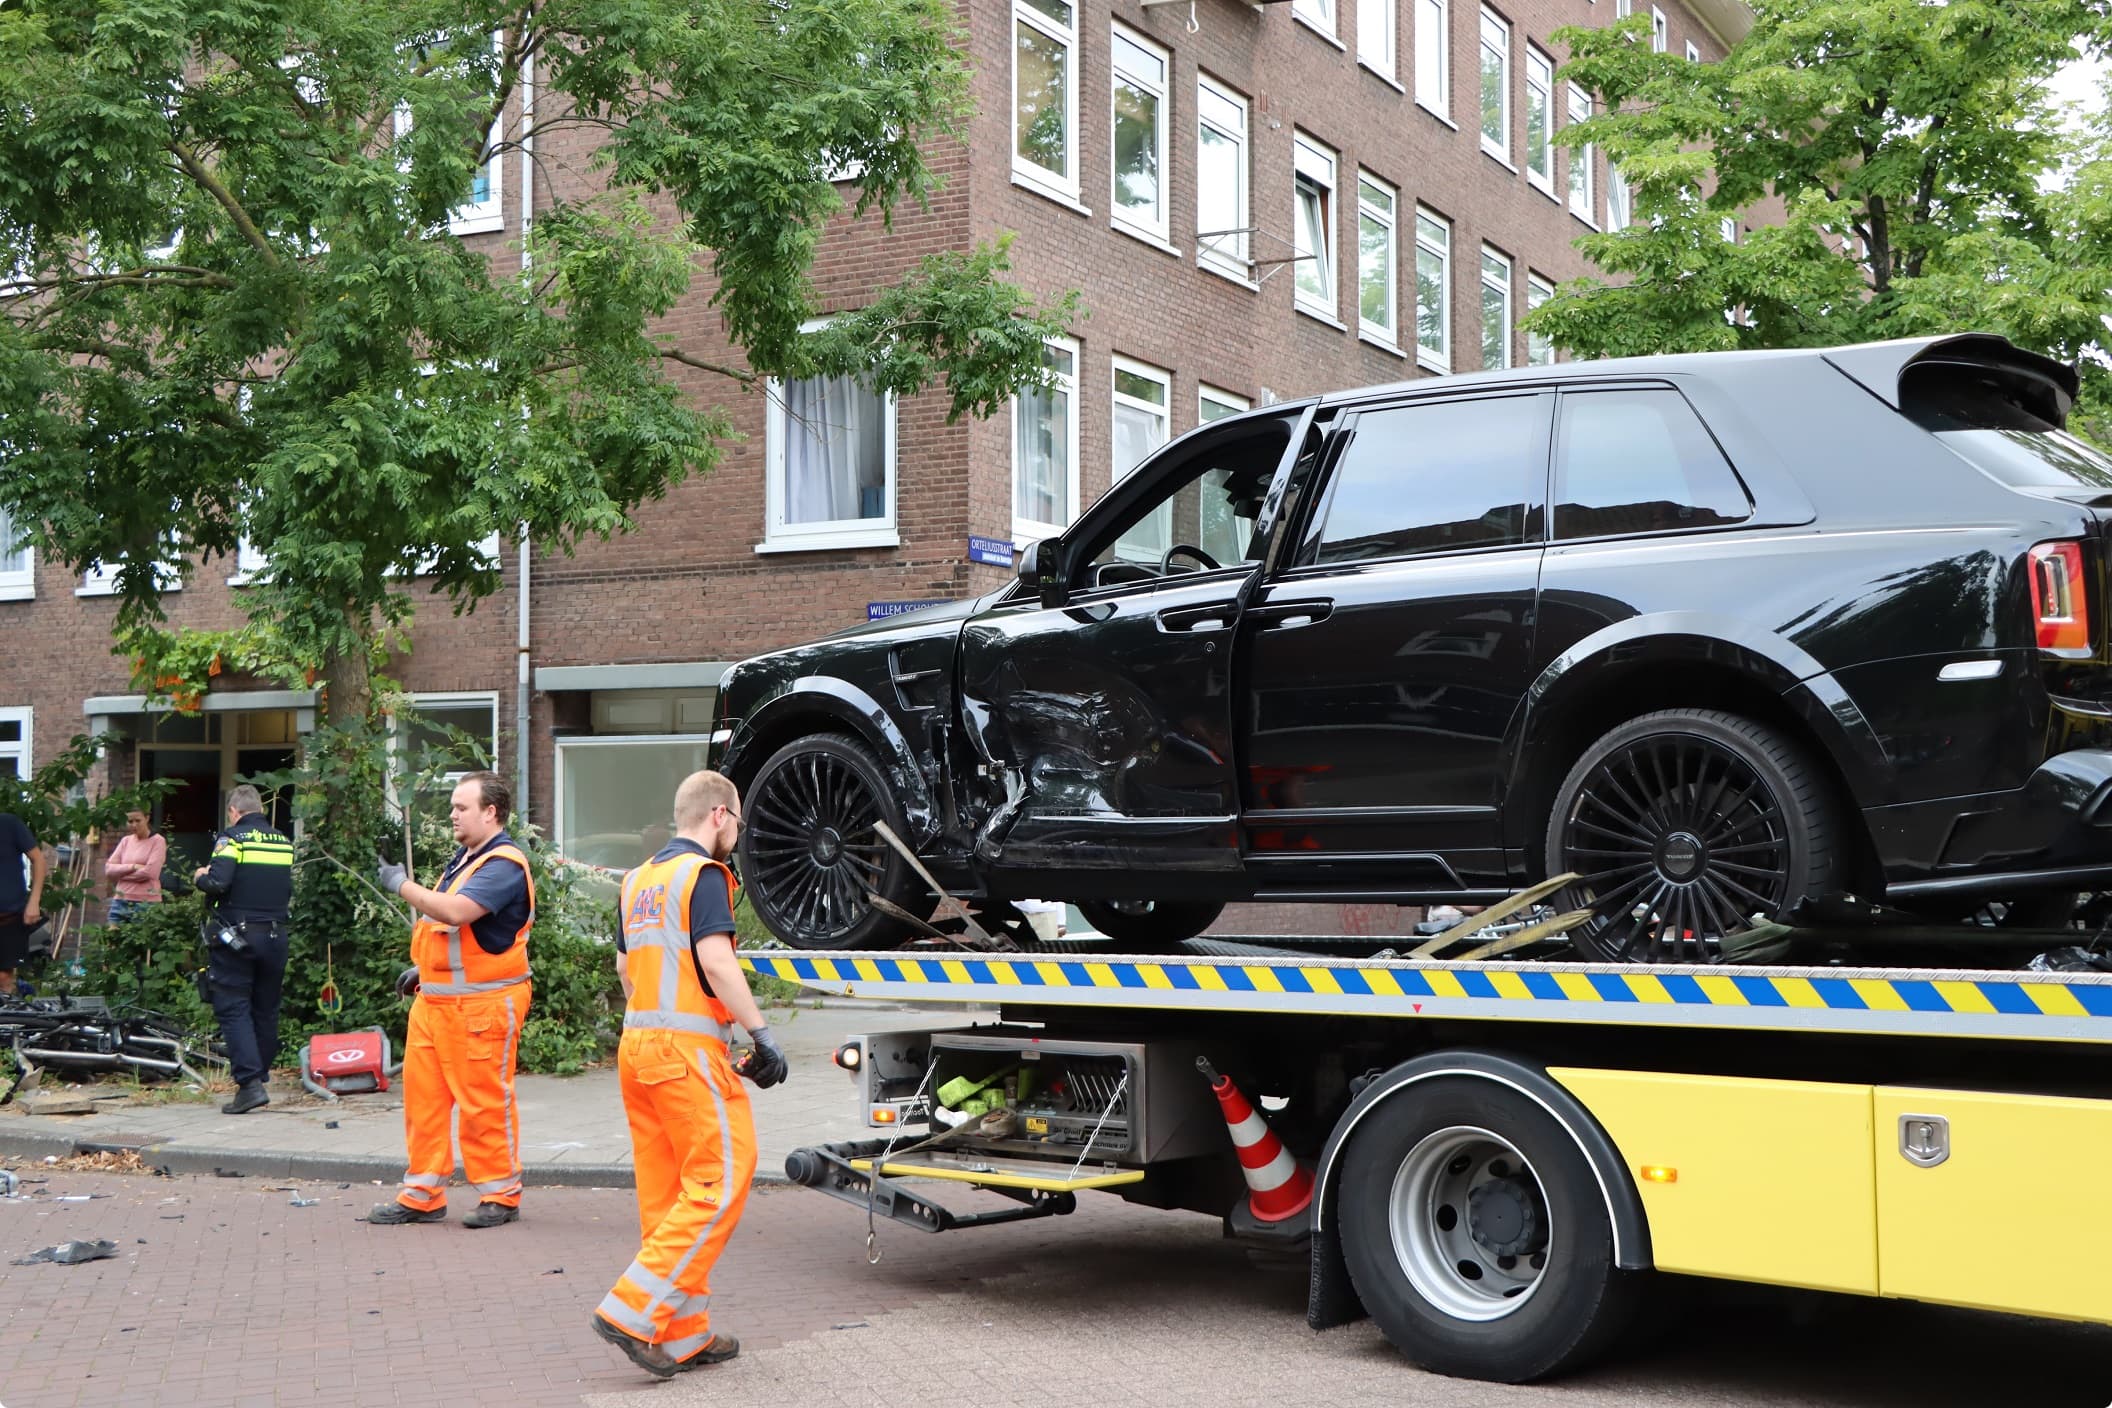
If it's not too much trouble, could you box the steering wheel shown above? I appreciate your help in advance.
[1159,543,1221,574]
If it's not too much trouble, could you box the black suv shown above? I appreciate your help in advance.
[709,334,2112,959]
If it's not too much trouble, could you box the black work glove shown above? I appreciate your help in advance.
[395,966,422,999]
[735,1025,789,1089]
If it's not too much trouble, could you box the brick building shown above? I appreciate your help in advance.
[0,0,1749,876]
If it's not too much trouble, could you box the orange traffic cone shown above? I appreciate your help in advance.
[1198,1056,1313,1223]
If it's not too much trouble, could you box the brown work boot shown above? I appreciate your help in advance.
[461,1201,520,1229]
[590,1314,686,1379]
[680,1332,740,1368]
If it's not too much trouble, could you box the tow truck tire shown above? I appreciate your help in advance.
[1074,899,1225,951]
[1337,1077,1640,1383]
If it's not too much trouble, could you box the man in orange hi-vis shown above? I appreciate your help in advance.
[592,769,787,1378]
[365,770,536,1230]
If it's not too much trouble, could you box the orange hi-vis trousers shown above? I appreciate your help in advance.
[395,984,532,1212]
[596,1028,757,1358]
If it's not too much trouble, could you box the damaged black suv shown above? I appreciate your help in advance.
[710,334,2112,960]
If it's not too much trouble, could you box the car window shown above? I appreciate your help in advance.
[1310,394,1549,564]
[1906,371,2112,491]
[1079,417,1294,586]
[1553,388,1750,540]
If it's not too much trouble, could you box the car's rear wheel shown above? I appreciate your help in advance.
[1546,709,1838,964]
[740,734,928,950]
[1074,899,1225,952]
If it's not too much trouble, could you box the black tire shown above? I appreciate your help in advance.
[1074,899,1225,951]
[1546,709,1839,964]
[739,734,928,950]
[1338,1076,1641,1383]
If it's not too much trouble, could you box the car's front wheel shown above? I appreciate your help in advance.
[1073,899,1225,952]
[740,734,930,950]
[1546,709,1839,964]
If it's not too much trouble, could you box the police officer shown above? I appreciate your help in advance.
[192,784,294,1115]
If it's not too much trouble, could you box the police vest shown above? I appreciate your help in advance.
[207,816,294,926]
[410,841,534,996]
[618,852,738,1041]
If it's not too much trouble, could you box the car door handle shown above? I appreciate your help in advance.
[1155,603,1234,633]
[1249,601,1334,631]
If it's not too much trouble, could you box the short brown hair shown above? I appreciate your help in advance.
[672,770,738,830]
[461,770,510,823]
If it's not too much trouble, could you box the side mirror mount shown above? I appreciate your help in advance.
[1018,538,1067,608]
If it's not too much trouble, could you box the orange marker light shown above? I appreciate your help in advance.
[871,1108,897,1123]
[1641,1164,1678,1184]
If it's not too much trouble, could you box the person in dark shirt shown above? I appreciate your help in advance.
[0,810,46,997]
[192,785,294,1113]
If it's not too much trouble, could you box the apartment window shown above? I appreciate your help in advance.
[1357,174,1399,344]
[1651,7,1669,52]
[1721,216,1739,243]
[394,692,501,786]
[1526,273,1555,365]
[1567,85,1595,222]
[1014,338,1080,543]
[1293,135,1339,318]
[1607,164,1632,231]
[0,706,27,781]
[556,736,713,871]
[230,532,270,586]
[0,505,30,601]
[79,544,183,597]
[1200,385,1250,423]
[1615,0,1631,14]
[1013,0,1078,197]
[1293,0,1336,36]
[1415,208,1451,370]
[1524,49,1554,192]
[1481,245,1512,370]
[1111,358,1174,562]
[1415,0,1450,116]
[1359,0,1397,77]
[1479,9,1510,159]
[1686,39,1701,61]
[452,124,504,235]
[763,331,897,552]
[1110,25,1170,243]
[1197,79,1250,277]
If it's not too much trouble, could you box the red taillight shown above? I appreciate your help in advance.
[2029,541,2091,656]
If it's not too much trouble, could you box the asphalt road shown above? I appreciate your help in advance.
[2,1167,2108,1408]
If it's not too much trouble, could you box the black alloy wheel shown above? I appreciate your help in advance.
[1546,709,1838,964]
[740,734,926,950]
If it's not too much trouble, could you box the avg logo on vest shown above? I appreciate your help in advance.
[626,884,670,930]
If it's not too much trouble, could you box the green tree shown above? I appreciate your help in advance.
[1530,0,2112,414]
[0,0,1076,726]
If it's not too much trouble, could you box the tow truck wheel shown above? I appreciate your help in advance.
[1338,1077,1640,1383]
[741,734,930,950]
[1074,899,1225,952]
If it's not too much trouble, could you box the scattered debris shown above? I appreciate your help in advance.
[0,1170,14,1195]
[544,1267,564,1275]
[0,995,224,1100]
[2028,945,2112,973]
[324,1121,340,1130]
[12,1239,120,1266]
[290,1195,319,1208]
[21,1093,100,1116]
[832,1322,870,1331]
[212,1168,245,1178]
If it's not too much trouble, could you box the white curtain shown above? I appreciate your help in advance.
[784,374,883,524]
[1015,382,1070,526]
[0,507,24,573]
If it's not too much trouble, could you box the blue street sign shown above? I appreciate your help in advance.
[967,535,1015,567]
[867,600,949,621]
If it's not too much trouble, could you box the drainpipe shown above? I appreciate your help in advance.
[513,49,535,820]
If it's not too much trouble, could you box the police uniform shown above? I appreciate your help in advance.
[193,810,295,1090]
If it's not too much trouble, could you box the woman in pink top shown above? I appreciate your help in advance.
[105,809,166,922]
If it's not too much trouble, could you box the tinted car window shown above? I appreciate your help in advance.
[1908,373,2112,491]
[1553,388,1751,540]
[1312,394,1548,564]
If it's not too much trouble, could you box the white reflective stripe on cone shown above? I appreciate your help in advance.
[1226,1111,1273,1148]
[1243,1147,1301,1192]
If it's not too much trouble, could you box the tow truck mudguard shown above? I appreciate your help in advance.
[784,1139,1080,1232]
[1305,1049,1652,1331]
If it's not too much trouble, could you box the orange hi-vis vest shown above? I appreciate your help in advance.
[619,851,739,1041]
[411,840,535,996]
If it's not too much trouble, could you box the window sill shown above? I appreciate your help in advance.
[1570,208,1601,232]
[1416,349,1452,375]
[1416,99,1458,130]
[449,211,506,237]
[754,529,901,555]
[226,572,264,588]
[1529,174,1559,202]
[1359,59,1405,93]
[1013,521,1068,550]
[1200,258,1261,293]
[1011,171,1091,218]
[1292,12,1347,50]
[0,582,32,602]
[1359,329,1408,358]
[1481,146,1518,173]
[76,582,180,598]
[1113,222,1183,260]
[1295,302,1349,333]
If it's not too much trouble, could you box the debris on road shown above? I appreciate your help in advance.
[12,1239,121,1266]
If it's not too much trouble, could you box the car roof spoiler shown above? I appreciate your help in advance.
[1824,334,2079,425]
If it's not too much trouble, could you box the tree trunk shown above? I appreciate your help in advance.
[319,618,373,729]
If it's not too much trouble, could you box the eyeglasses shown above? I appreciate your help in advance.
[718,805,744,832]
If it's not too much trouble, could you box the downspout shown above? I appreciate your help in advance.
[514,49,535,822]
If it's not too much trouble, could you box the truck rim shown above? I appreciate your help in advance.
[1561,734,1792,962]
[747,749,889,942]
[1387,1126,1551,1322]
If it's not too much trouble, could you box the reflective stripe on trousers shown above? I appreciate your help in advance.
[396,985,531,1211]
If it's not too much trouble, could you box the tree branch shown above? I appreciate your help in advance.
[169,142,281,269]
[659,348,758,386]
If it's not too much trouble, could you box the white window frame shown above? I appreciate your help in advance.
[553,734,715,863]
[1567,84,1596,224]
[1012,336,1081,547]
[1196,78,1251,281]
[1356,172,1399,347]
[1292,0,1338,41]
[1524,48,1555,193]
[1651,7,1669,52]
[760,318,899,553]
[1359,0,1398,79]
[78,544,183,598]
[228,531,270,587]
[1607,163,1632,231]
[1526,272,1555,366]
[1616,0,1631,15]
[1478,8,1510,162]
[1012,0,1080,201]
[1200,385,1251,423]
[1110,22,1171,246]
[1685,39,1701,61]
[1415,207,1451,373]
[0,706,29,782]
[0,505,31,602]
[1111,356,1173,484]
[1721,215,1740,243]
[1415,0,1451,119]
[1481,244,1513,371]
[1292,132,1339,321]
[392,690,502,790]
